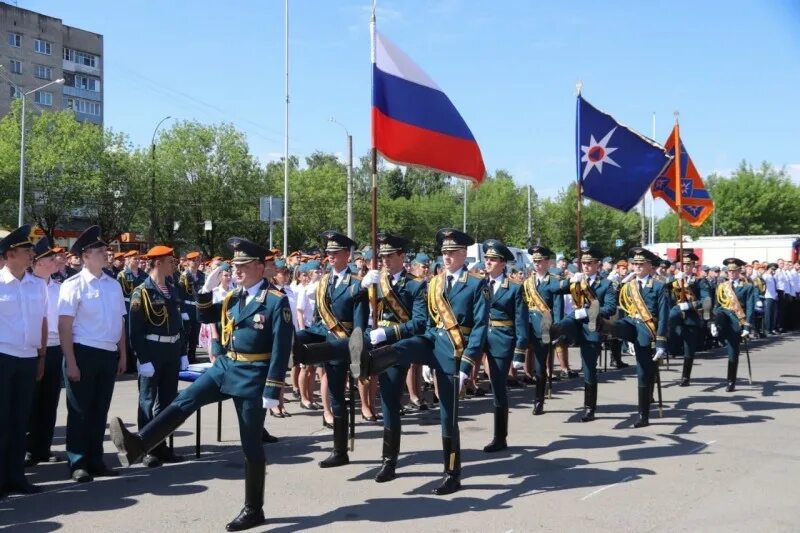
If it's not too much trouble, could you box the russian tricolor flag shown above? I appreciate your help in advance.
[372,31,486,184]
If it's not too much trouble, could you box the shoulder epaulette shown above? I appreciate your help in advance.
[268,288,285,299]
[468,272,485,280]
[66,273,81,282]
[507,278,522,286]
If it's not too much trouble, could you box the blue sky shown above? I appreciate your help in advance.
[17,0,800,203]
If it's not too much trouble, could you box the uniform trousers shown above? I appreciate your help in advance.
[27,346,63,460]
[0,353,37,488]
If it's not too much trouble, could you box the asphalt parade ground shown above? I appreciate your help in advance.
[3,334,799,532]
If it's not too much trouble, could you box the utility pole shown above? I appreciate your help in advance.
[527,185,532,244]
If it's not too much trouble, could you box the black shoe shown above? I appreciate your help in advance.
[726,360,738,392]
[375,458,397,483]
[225,506,265,531]
[679,377,690,387]
[613,359,629,369]
[143,454,162,468]
[484,408,508,453]
[89,464,119,477]
[24,452,36,468]
[111,405,189,467]
[319,451,349,468]
[483,437,507,452]
[319,416,349,468]
[322,418,334,429]
[432,474,461,495]
[580,383,597,422]
[71,469,93,483]
[153,444,184,464]
[581,408,596,422]
[262,429,279,443]
[5,480,40,494]
[726,381,736,392]
[409,398,429,411]
[633,386,650,428]
[532,401,544,415]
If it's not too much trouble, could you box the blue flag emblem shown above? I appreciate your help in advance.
[577,95,671,212]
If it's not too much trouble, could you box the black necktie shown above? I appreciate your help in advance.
[490,279,496,294]
[447,275,454,292]
[330,275,338,295]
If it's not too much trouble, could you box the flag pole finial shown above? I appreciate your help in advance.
[576,80,583,95]
[673,110,679,124]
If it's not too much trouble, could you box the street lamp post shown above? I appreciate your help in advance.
[329,117,353,239]
[149,116,172,248]
[17,77,64,226]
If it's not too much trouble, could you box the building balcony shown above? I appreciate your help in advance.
[63,85,102,102]
[62,59,101,77]
[74,111,102,125]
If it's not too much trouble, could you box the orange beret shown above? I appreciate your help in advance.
[288,251,301,258]
[185,251,201,260]
[124,250,139,258]
[616,260,628,267]
[113,252,126,260]
[146,245,174,259]
[52,246,66,254]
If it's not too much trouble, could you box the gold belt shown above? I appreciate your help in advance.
[490,319,514,327]
[436,324,472,335]
[341,321,353,329]
[226,351,271,362]
[378,320,401,327]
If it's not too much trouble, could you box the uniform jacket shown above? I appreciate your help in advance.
[619,276,670,349]
[523,272,566,339]
[179,270,206,318]
[306,270,369,340]
[128,276,185,363]
[486,275,528,359]
[117,268,148,310]
[714,278,756,332]
[367,270,427,345]
[669,275,713,328]
[564,276,617,344]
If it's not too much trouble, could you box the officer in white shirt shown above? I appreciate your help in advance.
[0,225,47,496]
[26,237,66,467]
[58,226,127,483]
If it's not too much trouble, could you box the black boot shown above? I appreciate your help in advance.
[580,383,597,422]
[611,340,629,368]
[261,428,278,443]
[680,357,693,387]
[433,436,461,495]
[375,428,400,483]
[634,386,650,428]
[726,359,738,392]
[110,404,189,467]
[483,408,508,452]
[532,377,546,415]
[225,461,266,531]
[293,341,336,366]
[319,416,349,468]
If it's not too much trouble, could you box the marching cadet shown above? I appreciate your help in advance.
[291,231,368,468]
[522,245,564,415]
[551,245,616,422]
[351,228,488,495]
[606,259,631,369]
[477,239,527,451]
[110,237,293,531]
[710,258,756,392]
[58,226,128,482]
[0,226,47,496]
[347,232,427,482]
[670,252,713,386]
[26,237,65,467]
[180,251,206,364]
[118,250,148,373]
[128,245,187,467]
[603,247,669,427]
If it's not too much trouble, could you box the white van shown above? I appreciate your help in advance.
[466,243,530,271]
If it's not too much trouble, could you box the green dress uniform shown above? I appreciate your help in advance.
[292,231,368,469]
[668,253,713,386]
[110,237,293,532]
[354,228,488,496]
[551,245,618,422]
[712,258,756,392]
[129,256,185,463]
[347,232,427,483]
[179,267,205,363]
[605,248,670,427]
[522,245,565,415]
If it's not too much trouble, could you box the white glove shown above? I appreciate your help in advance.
[674,271,684,280]
[679,302,690,311]
[201,266,223,293]
[361,269,381,288]
[755,300,763,309]
[607,272,620,282]
[570,272,584,283]
[741,329,750,339]
[621,272,636,283]
[709,323,719,337]
[137,361,155,377]
[181,312,190,321]
[422,365,434,384]
[180,355,189,371]
[750,272,758,281]
[574,308,588,320]
[512,360,525,370]
[458,371,468,391]
[369,328,387,345]
[652,347,667,362]
[262,397,280,409]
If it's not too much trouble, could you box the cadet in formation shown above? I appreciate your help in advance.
[551,245,617,422]
[348,232,427,482]
[522,245,565,415]
[604,247,669,427]
[117,250,148,373]
[291,231,368,468]
[128,245,187,467]
[110,238,293,531]
[669,252,712,387]
[180,251,205,364]
[351,228,488,495]
[479,239,528,452]
[710,258,756,392]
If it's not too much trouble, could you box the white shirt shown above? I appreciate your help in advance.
[763,273,778,300]
[0,267,47,358]
[45,277,61,346]
[58,268,126,352]
[242,280,264,306]
[445,267,465,288]
[277,283,300,331]
[330,268,349,288]
[296,281,318,327]
[775,269,787,291]
[212,284,233,304]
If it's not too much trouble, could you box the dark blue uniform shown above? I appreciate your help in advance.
[669,273,712,385]
[485,275,528,409]
[713,270,756,391]
[179,269,205,363]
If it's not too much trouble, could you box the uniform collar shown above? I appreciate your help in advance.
[490,273,504,285]
[243,279,264,298]
[0,266,35,284]
[81,267,106,283]
[445,267,464,279]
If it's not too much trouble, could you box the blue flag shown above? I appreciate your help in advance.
[576,95,671,212]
